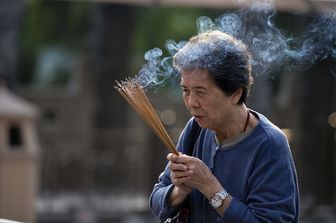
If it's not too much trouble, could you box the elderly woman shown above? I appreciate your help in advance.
[149,30,299,223]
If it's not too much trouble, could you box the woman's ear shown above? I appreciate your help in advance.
[232,88,243,105]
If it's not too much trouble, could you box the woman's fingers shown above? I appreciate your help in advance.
[171,169,193,178]
[171,175,192,185]
[169,161,188,171]
[167,152,199,186]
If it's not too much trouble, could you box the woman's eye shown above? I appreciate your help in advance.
[197,91,206,96]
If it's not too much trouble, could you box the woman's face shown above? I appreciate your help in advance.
[181,69,237,131]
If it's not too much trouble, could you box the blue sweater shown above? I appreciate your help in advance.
[150,111,299,222]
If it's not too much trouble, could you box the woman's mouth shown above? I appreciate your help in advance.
[193,115,204,120]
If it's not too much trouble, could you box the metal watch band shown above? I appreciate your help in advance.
[209,189,229,209]
[218,189,229,199]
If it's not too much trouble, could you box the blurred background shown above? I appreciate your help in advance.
[0,0,335,222]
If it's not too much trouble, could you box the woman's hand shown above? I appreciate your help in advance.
[168,153,222,200]
[167,153,193,193]
[167,153,192,206]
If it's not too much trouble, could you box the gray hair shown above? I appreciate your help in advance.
[173,30,253,104]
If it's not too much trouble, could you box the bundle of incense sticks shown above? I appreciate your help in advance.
[115,78,178,155]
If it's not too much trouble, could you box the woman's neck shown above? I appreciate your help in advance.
[214,105,249,142]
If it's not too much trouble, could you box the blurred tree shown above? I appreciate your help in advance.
[0,0,24,89]
[18,0,88,86]
[87,4,137,190]
[132,7,202,56]
[296,57,336,205]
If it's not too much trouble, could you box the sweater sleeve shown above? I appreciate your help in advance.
[149,165,181,221]
[220,140,298,222]
[149,118,194,221]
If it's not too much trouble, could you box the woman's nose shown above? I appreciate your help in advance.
[187,93,199,108]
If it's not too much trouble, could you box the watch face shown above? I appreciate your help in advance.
[210,190,228,209]
[211,194,223,208]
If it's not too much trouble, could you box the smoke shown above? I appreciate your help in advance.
[294,13,336,70]
[210,3,292,76]
[136,2,336,88]
[137,40,187,88]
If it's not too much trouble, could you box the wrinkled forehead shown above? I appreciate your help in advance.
[180,68,215,85]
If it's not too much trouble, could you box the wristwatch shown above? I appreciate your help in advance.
[209,189,229,209]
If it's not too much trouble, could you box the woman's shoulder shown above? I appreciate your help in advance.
[253,111,287,141]
[251,111,290,157]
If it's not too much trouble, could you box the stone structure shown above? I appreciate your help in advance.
[0,82,40,223]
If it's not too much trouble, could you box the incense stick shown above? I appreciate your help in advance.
[115,78,178,155]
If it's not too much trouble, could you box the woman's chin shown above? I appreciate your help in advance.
[195,118,207,128]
